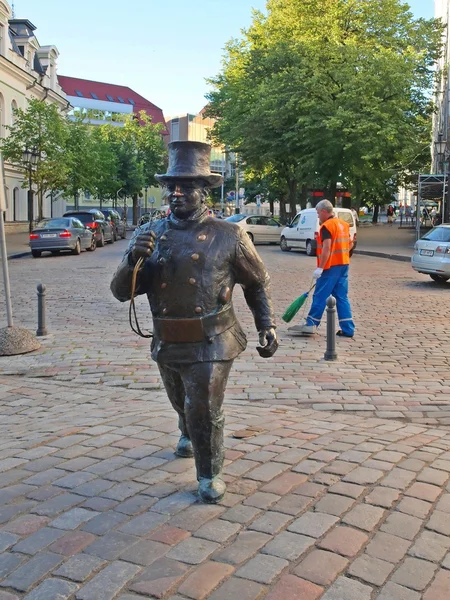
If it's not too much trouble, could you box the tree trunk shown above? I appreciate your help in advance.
[38,190,44,221]
[372,205,379,224]
[132,193,138,226]
[74,192,79,211]
[269,198,274,215]
[288,179,297,217]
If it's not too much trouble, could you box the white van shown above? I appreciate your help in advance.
[279,207,357,255]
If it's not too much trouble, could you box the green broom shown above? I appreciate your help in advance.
[282,282,316,323]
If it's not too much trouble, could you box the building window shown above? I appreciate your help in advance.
[106,94,114,102]
[0,93,4,138]
[90,92,98,99]
[75,90,83,97]
[11,100,18,124]
[117,96,125,103]
[128,98,135,105]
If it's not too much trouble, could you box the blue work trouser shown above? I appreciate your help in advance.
[305,264,355,336]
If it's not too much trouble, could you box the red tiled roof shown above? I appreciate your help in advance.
[58,75,167,133]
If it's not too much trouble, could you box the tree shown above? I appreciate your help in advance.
[206,0,443,212]
[63,118,98,210]
[1,98,67,220]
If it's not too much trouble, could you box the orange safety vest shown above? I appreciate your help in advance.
[316,217,351,270]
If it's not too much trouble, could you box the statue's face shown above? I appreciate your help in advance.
[165,179,207,219]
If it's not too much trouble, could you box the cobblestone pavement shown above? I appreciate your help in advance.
[0,242,450,598]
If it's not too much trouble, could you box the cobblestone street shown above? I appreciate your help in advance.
[1,240,450,599]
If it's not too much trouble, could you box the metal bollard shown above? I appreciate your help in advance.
[36,283,48,337]
[324,295,337,361]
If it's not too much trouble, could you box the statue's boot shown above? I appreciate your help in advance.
[191,413,226,503]
[175,417,194,458]
[198,476,226,503]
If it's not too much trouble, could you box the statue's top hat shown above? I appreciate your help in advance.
[155,141,223,188]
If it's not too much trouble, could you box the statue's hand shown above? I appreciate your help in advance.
[257,327,278,358]
[131,231,157,263]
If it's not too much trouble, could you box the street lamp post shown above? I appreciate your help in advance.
[115,187,124,211]
[435,133,448,223]
[22,148,38,233]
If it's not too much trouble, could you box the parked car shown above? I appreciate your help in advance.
[29,217,96,258]
[225,214,282,243]
[411,225,450,282]
[279,207,357,255]
[138,207,170,227]
[102,208,126,240]
[63,209,114,247]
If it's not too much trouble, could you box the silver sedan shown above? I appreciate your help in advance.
[29,217,96,258]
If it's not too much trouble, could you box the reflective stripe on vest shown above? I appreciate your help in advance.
[316,218,350,269]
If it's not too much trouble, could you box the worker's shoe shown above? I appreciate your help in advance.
[288,323,316,335]
[175,435,194,458]
[198,477,226,504]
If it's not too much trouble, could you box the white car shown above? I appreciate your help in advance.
[411,225,450,282]
[225,214,282,243]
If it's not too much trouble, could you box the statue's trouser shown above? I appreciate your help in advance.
[158,360,233,481]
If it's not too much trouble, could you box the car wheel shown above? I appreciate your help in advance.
[247,232,254,243]
[97,233,105,247]
[107,231,115,244]
[430,274,450,282]
[306,240,315,256]
[87,236,96,252]
[72,239,81,255]
[280,237,291,252]
[31,250,41,258]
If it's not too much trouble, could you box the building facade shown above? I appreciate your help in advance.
[0,1,68,225]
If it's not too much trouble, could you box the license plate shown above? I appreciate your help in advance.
[41,234,57,238]
[420,249,434,256]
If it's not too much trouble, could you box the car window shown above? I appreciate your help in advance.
[226,214,246,223]
[37,218,71,229]
[290,214,301,226]
[421,227,450,242]
[337,211,354,226]
[72,218,84,229]
[247,216,262,225]
[267,218,279,226]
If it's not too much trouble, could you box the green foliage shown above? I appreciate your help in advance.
[206,0,444,208]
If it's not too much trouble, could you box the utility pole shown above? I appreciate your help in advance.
[235,154,239,214]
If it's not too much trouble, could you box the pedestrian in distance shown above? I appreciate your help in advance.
[288,199,355,338]
[110,141,278,504]
[387,204,395,225]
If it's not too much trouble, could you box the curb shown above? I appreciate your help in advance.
[354,249,411,262]
[4,251,30,260]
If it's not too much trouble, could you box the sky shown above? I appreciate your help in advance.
[13,0,434,119]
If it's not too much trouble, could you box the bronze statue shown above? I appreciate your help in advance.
[111,141,278,503]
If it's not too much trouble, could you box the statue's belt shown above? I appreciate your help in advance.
[153,306,236,343]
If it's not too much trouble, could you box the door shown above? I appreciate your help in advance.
[297,211,312,249]
[285,213,301,247]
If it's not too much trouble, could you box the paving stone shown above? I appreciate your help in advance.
[195,519,241,543]
[76,560,141,600]
[294,550,348,586]
[260,473,307,495]
[364,487,400,508]
[0,532,20,552]
[0,554,25,579]
[81,510,128,535]
[22,578,79,600]
[128,558,189,597]
[417,467,449,486]
[288,512,339,538]
[146,491,197,515]
[344,467,384,485]
[408,530,450,562]
[391,557,437,591]
[50,508,98,530]
[423,569,450,600]
[262,531,314,561]
[100,482,147,501]
[81,497,118,512]
[396,497,432,519]
[248,511,292,535]
[271,493,313,516]
[236,553,288,584]
[292,482,325,498]
[264,574,323,600]
[177,561,234,599]
[54,471,97,489]
[436,494,450,513]
[83,531,139,560]
[328,482,366,499]
[54,554,106,582]
[366,531,411,563]
[208,577,265,600]
[348,554,394,585]
[243,492,280,510]
[376,582,421,600]
[380,512,422,540]
[214,531,271,565]
[0,552,63,592]
[11,527,64,555]
[0,592,20,600]
[426,510,450,536]
[147,525,191,546]
[31,493,84,517]
[318,526,368,557]
[169,504,225,532]
[119,539,169,566]
[245,462,290,482]
[48,531,97,556]
[114,494,157,515]
[314,494,355,516]
[405,482,442,502]
[220,505,262,524]
[381,468,416,490]
[166,537,220,565]
[292,460,325,475]
[4,515,49,536]
[118,511,168,536]
[320,576,373,600]
[342,503,385,531]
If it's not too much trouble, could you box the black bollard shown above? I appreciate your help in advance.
[36,283,48,337]
[324,295,337,361]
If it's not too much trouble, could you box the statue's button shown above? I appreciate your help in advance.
[162,308,168,315]
[191,253,199,261]
[194,306,202,314]
[158,257,166,265]
[189,278,196,285]
[160,235,167,241]
[197,234,207,241]
[161,283,167,289]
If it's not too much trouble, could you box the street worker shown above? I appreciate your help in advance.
[110,141,278,503]
[288,199,355,338]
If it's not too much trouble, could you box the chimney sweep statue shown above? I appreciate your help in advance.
[111,142,278,503]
